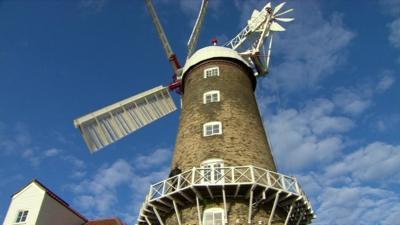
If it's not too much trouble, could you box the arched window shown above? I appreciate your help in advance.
[203,207,224,225]
[203,121,222,137]
[201,159,224,184]
[203,90,220,104]
[204,66,220,78]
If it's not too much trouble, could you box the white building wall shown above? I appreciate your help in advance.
[35,194,85,225]
[2,183,45,225]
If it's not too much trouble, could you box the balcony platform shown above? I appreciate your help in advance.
[136,165,314,225]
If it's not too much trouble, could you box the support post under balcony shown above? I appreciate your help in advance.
[284,202,295,225]
[172,200,181,225]
[268,191,280,225]
[196,196,202,225]
[247,188,254,224]
[152,205,164,225]
[222,187,228,225]
[144,216,152,225]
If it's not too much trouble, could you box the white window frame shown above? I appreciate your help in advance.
[203,121,222,137]
[203,207,224,225]
[201,159,224,184]
[203,90,220,104]
[15,210,28,223]
[203,66,220,78]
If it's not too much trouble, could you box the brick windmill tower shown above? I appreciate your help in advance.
[73,1,314,225]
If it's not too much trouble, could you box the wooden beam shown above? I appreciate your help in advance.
[156,199,173,208]
[245,184,257,198]
[166,195,184,206]
[281,196,302,207]
[234,184,241,198]
[206,185,214,199]
[265,190,278,202]
[180,191,194,203]
[255,186,269,200]
[150,204,169,213]
[191,186,204,200]
[143,207,153,213]
[279,192,293,202]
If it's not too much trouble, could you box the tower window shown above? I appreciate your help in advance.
[15,210,28,223]
[201,159,224,183]
[203,121,222,136]
[204,67,219,78]
[203,91,220,104]
[203,207,224,225]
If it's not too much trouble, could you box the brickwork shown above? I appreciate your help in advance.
[171,59,277,172]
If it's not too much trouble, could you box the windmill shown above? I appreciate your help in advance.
[73,1,314,225]
[73,0,294,153]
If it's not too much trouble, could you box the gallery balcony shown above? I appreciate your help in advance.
[136,165,314,225]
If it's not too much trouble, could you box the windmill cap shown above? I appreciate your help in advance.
[181,46,251,78]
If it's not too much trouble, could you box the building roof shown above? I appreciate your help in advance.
[13,179,88,222]
[85,218,125,225]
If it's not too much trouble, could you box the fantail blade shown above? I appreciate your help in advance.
[270,22,286,31]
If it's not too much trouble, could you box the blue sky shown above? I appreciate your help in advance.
[0,0,399,224]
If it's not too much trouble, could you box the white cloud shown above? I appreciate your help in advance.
[131,168,168,193]
[379,0,400,16]
[21,147,65,167]
[314,186,400,225]
[263,1,354,92]
[388,18,400,49]
[296,142,400,225]
[377,71,396,92]
[374,113,400,132]
[380,0,400,60]
[333,87,372,115]
[332,72,395,116]
[21,148,41,167]
[72,159,133,215]
[43,148,62,157]
[0,121,67,167]
[133,147,172,169]
[325,142,400,183]
[63,155,86,169]
[62,155,87,179]
[265,98,353,171]
[0,122,31,155]
[70,148,171,224]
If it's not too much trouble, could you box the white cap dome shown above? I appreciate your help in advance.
[181,46,251,78]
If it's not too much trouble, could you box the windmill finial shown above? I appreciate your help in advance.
[211,37,218,46]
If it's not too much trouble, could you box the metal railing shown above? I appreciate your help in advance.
[147,165,305,201]
[137,165,314,225]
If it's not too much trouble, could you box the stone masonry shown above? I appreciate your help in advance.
[171,58,277,172]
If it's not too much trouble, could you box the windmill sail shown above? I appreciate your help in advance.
[74,86,176,153]
[187,0,208,59]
